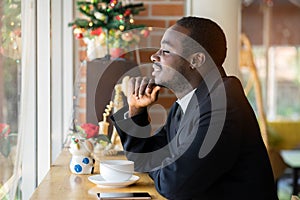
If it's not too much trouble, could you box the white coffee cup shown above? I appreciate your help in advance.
[100,160,134,182]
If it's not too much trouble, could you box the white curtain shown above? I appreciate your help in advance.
[12,0,36,199]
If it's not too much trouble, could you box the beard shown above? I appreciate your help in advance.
[154,67,194,97]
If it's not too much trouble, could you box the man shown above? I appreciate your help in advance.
[111,16,278,200]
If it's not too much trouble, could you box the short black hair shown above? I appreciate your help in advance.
[176,16,227,67]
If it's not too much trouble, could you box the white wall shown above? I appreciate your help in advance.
[186,0,241,77]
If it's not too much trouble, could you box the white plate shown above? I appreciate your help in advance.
[88,174,140,188]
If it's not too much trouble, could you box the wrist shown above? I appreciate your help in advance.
[128,106,147,118]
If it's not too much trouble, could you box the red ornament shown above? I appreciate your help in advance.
[116,15,123,21]
[141,29,150,38]
[124,9,131,17]
[0,123,10,139]
[90,27,103,36]
[75,33,84,39]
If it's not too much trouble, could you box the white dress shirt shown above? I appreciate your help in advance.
[176,89,196,114]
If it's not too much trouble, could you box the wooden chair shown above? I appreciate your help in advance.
[239,33,288,186]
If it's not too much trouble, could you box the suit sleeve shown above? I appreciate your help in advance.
[111,106,172,172]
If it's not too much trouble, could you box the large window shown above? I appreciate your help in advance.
[267,46,300,120]
[242,0,300,121]
[1,0,74,199]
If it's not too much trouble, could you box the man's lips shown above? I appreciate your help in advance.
[152,62,162,72]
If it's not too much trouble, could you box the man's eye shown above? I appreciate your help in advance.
[162,50,170,54]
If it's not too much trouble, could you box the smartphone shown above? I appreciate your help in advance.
[97,192,152,200]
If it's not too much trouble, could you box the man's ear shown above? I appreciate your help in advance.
[189,52,206,69]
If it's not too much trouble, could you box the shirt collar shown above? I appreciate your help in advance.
[176,89,196,114]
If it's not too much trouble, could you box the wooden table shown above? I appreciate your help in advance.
[30,148,165,200]
[280,150,300,195]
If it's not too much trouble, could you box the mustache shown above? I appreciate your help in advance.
[153,62,162,69]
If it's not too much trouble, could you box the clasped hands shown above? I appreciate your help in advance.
[127,77,161,117]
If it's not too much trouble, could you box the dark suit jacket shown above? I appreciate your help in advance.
[111,68,278,200]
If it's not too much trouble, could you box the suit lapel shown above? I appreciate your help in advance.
[175,74,213,147]
[176,94,200,146]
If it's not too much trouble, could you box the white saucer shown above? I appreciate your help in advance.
[88,174,140,188]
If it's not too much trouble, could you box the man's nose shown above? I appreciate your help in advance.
[150,50,160,62]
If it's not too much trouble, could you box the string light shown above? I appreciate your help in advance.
[119,25,125,31]
[73,28,82,34]
[100,3,106,9]
[82,5,88,11]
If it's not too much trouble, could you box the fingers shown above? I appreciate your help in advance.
[129,77,157,98]
[139,77,150,97]
[145,78,156,95]
[134,77,143,97]
[149,85,161,101]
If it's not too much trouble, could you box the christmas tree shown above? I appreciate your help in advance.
[69,0,148,59]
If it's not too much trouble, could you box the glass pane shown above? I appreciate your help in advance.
[240,45,267,116]
[0,0,22,199]
[242,1,300,121]
[270,46,300,120]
